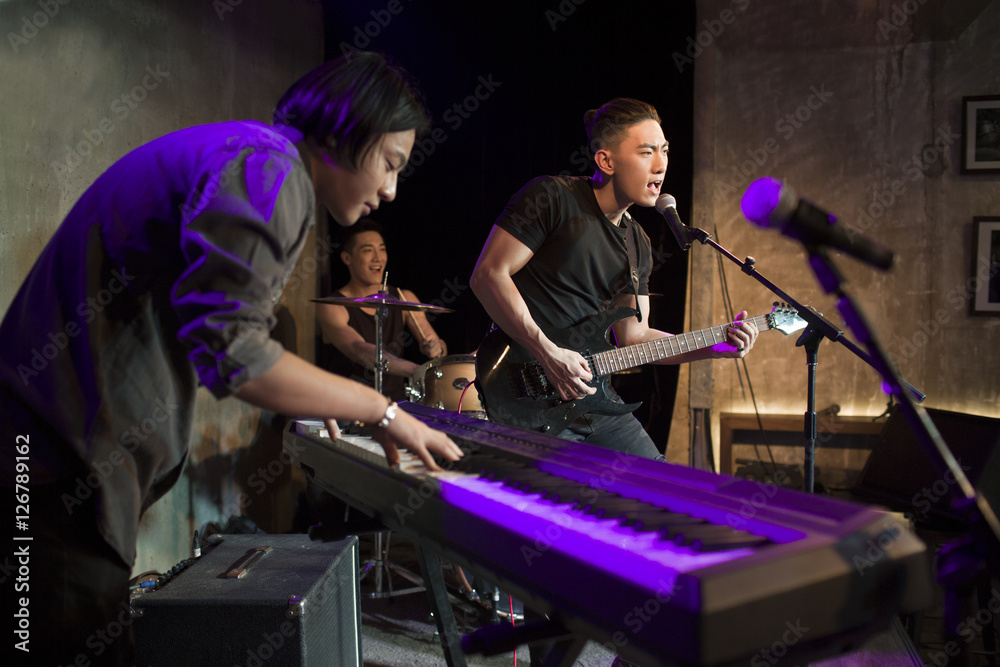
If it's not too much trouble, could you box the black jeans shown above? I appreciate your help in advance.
[555,409,664,461]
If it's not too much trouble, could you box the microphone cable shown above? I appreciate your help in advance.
[712,220,779,477]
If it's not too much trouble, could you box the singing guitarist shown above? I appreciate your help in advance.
[470,98,759,461]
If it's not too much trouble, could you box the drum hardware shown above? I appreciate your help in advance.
[314,273,455,598]
[311,293,454,313]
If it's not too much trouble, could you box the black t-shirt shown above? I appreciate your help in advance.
[318,286,408,401]
[495,175,652,332]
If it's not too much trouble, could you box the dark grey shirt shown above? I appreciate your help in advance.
[0,121,315,565]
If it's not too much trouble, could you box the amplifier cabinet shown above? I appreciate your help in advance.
[134,534,360,667]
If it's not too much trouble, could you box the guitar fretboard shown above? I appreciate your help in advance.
[590,314,773,375]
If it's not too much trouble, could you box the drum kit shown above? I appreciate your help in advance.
[313,288,484,417]
[312,286,497,613]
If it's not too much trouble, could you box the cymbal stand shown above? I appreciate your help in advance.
[358,276,427,599]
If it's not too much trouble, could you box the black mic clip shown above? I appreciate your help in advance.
[655,193,693,252]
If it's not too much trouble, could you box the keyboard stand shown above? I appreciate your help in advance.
[359,530,426,599]
[418,545,468,667]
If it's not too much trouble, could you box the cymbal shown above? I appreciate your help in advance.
[312,294,454,313]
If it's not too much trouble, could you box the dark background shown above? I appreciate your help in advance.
[320,0,696,446]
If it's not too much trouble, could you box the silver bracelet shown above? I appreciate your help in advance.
[374,401,398,429]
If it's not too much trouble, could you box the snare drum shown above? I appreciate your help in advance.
[406,354,483,415]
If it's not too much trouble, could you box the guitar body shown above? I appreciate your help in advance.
[475,308,642,433]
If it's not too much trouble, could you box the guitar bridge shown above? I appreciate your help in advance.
[519,362,554,400]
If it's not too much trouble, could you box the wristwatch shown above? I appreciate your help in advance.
[374,401,398,429]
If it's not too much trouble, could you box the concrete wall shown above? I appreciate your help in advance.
[670,0,1000,467]
[0,0,323,574]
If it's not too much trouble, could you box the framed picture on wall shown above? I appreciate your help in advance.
[972,217,1000,315]
[961,96,1000,173]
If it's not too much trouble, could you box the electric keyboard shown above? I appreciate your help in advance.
[283,403,930,667]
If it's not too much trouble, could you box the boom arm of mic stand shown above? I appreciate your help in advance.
[807,247,1000,636]
[685,226,925,402]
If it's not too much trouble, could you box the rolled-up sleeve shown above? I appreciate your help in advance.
[171,139,314,397]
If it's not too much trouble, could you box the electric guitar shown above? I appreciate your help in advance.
[475,304,807,433]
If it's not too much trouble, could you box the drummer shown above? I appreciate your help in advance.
[317,218,447,401]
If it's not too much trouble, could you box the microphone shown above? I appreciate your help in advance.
[740,178,895,271]
[655,193,692,252]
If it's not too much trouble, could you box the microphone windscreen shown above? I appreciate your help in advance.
[655,193,677,213]
[741,177,788,227]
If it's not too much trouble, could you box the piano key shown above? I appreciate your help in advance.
[437,474,755,591]
[622,511,710,532]
[574,495,647,517]
[685,531,772,552]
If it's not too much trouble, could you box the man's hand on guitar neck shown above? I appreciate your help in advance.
[710,310,759,359]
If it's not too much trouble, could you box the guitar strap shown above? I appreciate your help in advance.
[622,213,643,323]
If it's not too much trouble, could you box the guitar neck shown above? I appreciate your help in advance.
[591,314,773,375]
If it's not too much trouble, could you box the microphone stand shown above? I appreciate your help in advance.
[806,246,1000,667]
[681,225,925,493]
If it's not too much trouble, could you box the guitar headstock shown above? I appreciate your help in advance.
[767,303,808,335]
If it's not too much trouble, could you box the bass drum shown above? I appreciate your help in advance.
[406,354,485,417]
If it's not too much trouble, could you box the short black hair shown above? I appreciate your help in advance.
[274,52,431,171]
[583,98,662,153]
[339,217,385,254]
